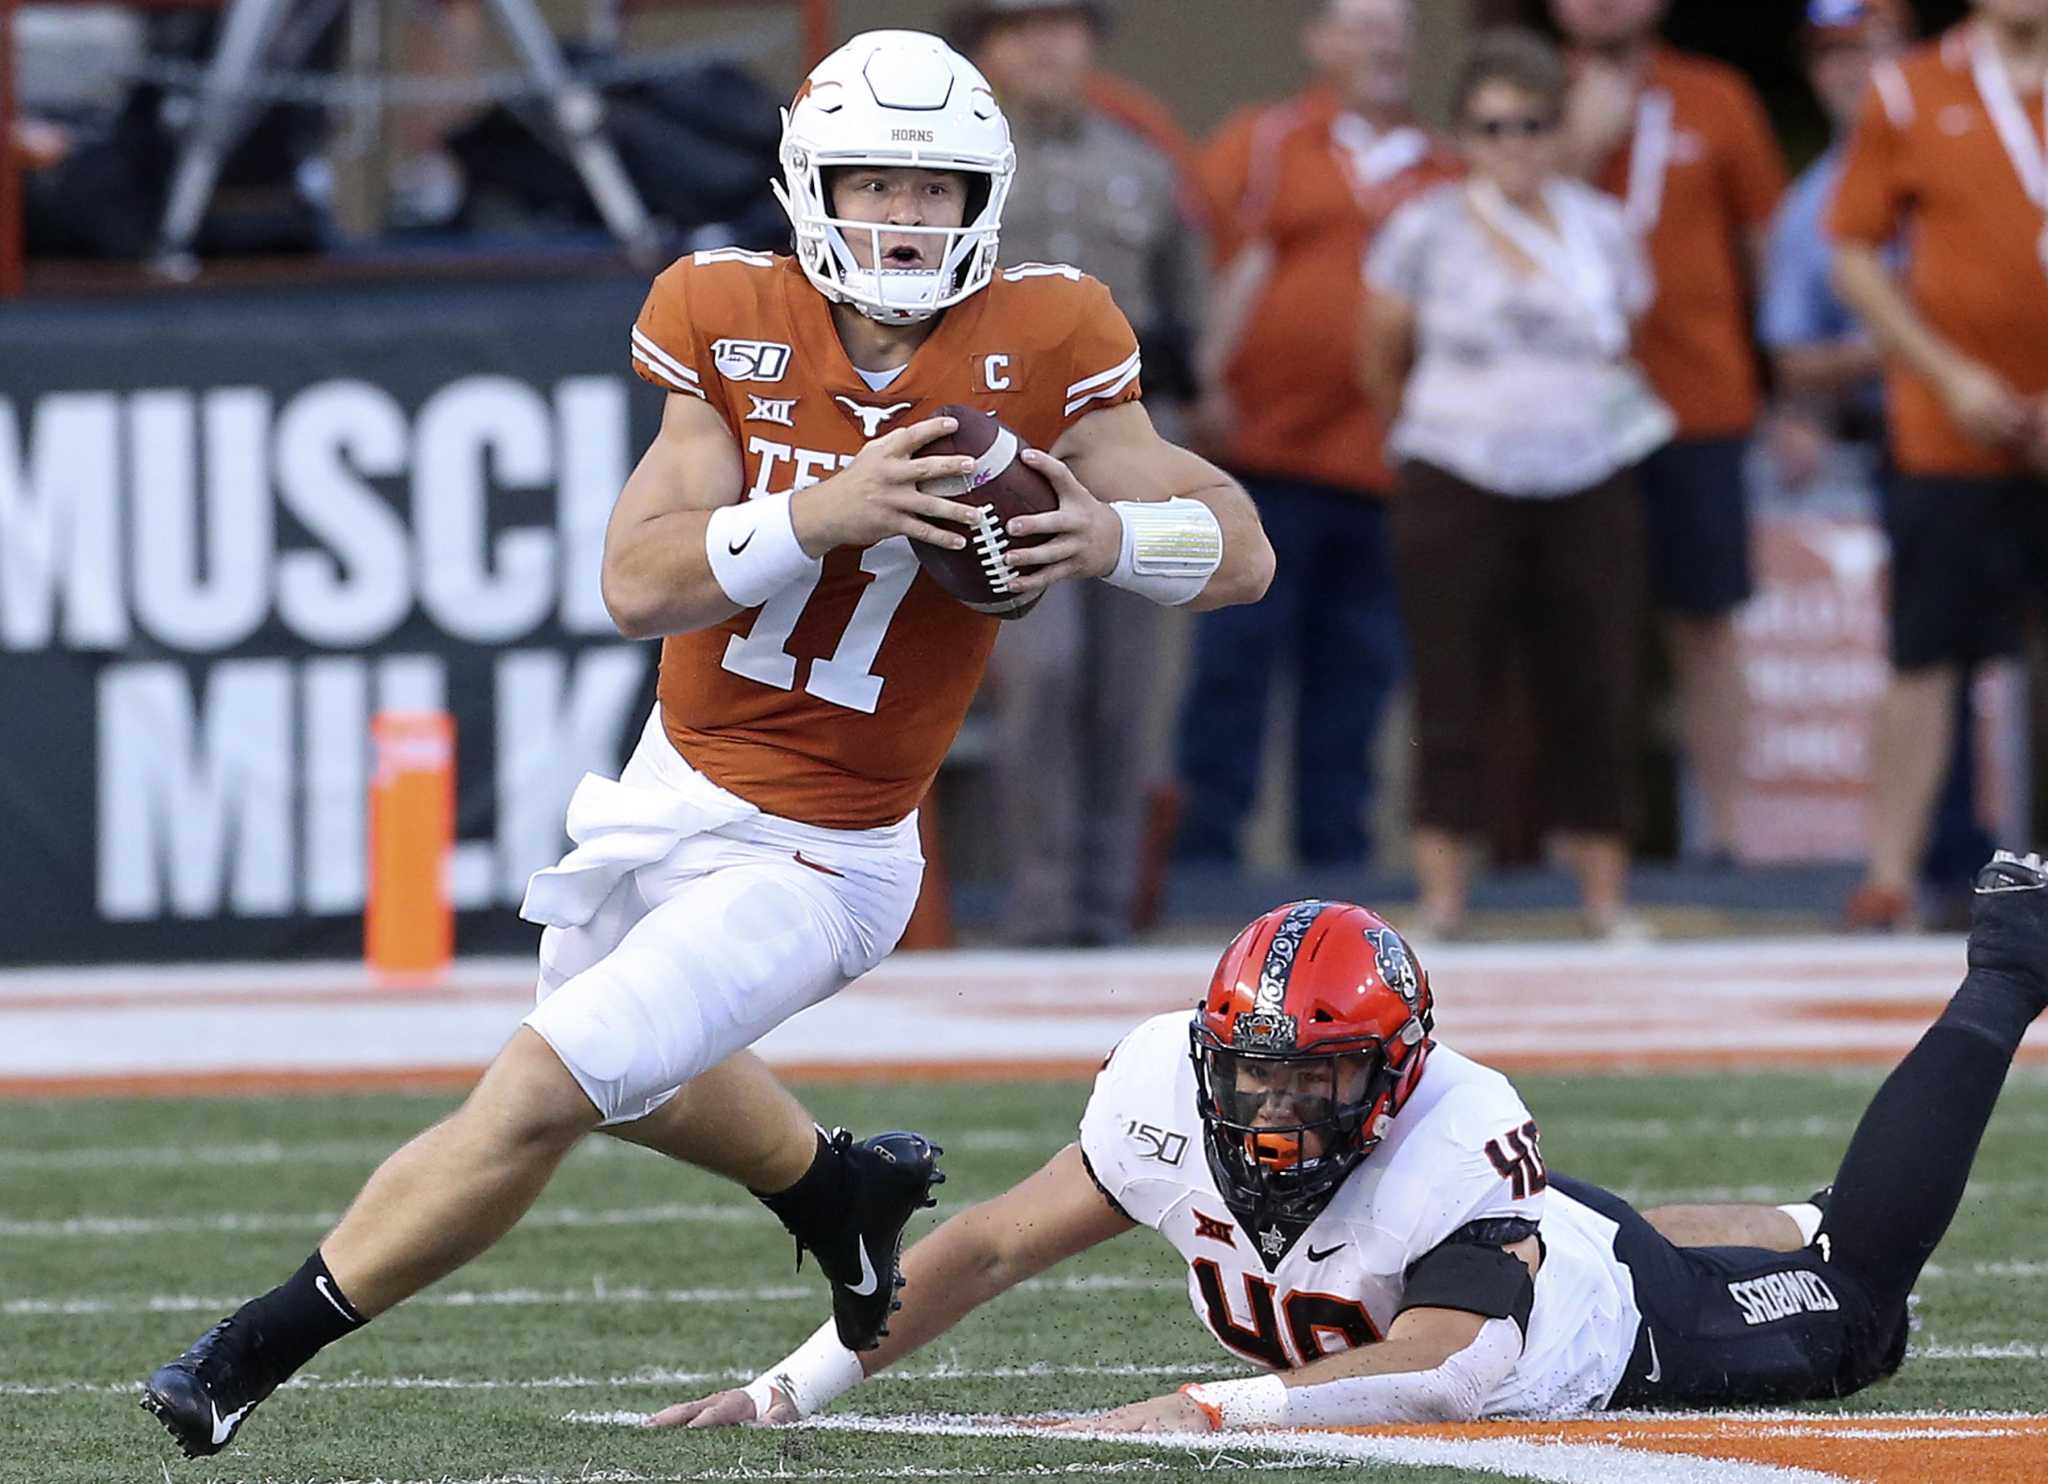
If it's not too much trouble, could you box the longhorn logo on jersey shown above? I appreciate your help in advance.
[834,397,914,438]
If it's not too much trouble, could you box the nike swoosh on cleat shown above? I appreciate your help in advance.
[846,1237,881,1297]
[210,1399,252,1446]
[1644,1328,1662,1385]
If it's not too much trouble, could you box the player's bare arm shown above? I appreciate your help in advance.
[999,401,1275,609]
[601,397,978,641]
[648,1142,1133,1428]
[1065,1237,1541,1434]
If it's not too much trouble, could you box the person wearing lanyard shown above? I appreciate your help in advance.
[1172,0,1461,875]
[1551,0,1788,869]
[1830,0,2048,931]
[1361,27,1673,941]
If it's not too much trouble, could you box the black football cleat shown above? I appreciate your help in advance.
[806,1129,944,1351]
[1968,850,2048,999]
[140,1317,279,1458]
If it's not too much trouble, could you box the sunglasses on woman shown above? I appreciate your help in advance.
[1468,114,1558,139]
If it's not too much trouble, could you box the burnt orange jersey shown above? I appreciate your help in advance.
[630,251,1144,829]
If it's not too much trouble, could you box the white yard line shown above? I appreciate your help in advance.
[0,1126,1057,1174]
[2,1273,1172,1318]
[17,1263,2048,1319]
[10,1351,2042,1401]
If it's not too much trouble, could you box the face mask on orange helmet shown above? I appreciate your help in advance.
[774,30,1016,325]
[1189,900,1435,1227]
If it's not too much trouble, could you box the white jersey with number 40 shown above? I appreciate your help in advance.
[1076,1012,1643,1416]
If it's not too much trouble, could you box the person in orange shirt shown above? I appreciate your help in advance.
[1175,0,1460,871]
[138,30,1274,1462]
[1830,0,2048,928]
[1552,0,1789,864]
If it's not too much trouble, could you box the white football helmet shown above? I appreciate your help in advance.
[774,30,1016,324]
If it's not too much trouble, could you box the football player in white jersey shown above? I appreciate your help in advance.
[659,854,2048,1432]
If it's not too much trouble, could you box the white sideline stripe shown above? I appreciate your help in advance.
[2,1273,1171,1317]
[629,328,700,385]
[807,1413,1853,1484]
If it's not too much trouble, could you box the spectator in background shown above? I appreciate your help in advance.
[1552,0,1788,865]
[1760,0,1910,491]
[1174,0,1459,872]
[1831,0,2048,929]
[955,0,1207,944]
[1760,0,1987,921]
[1363,27,1672,940]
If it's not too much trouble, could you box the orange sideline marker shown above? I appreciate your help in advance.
[366,712,455,985]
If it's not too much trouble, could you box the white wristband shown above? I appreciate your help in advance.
[706,493,818,609]
[1182,1374,1289,1430]
[742,1321,866,1420]
[1104,497,1222,606]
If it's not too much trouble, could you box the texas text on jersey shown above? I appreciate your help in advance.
[630,251,1143,829]
[1078,1010,1642,1417]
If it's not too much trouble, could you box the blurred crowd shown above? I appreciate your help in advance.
[11,0,2048,942]
[958,0,2048,945]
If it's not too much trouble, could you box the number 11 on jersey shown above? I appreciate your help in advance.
[720,537,920,714]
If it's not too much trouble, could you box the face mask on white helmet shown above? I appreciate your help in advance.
[774,30,1017,325]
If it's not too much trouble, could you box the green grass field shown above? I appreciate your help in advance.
[5,1067,2045,1484]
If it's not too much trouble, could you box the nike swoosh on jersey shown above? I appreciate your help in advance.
[847,1237,881,1296]
[793,851,845,878]
[211,1399,253,1445]
[1306,1243,1347,1262]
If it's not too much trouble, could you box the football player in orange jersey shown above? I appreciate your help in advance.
[140,29,1272,1460]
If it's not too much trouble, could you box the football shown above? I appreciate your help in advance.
[913,404,1058,619]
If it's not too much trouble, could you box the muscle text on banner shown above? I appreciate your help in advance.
[0,278,664,962]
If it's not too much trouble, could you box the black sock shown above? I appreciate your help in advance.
[1819,968,2035,1304]
[754,1128,854,1252]
[231,1251,367,1384]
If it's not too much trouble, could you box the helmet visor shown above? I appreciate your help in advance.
[1197,1044,1384,1162]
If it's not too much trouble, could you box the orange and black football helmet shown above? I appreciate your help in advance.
[1190,900,1434,1224]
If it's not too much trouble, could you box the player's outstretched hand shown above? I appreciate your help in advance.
[1048,1391,1213,1434]
[1000,449,1123,593]
[793,416,978,556]
[643,1385,798,1429]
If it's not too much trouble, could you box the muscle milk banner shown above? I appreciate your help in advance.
[0,276,665,962]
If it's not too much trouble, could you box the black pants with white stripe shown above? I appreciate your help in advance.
[1557,1174,1906,1409]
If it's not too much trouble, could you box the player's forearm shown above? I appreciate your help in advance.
[1832,244,1963,389]
[1183,1318,1519,1429]
[601,508,743,639]
[1180,477,1273,611]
